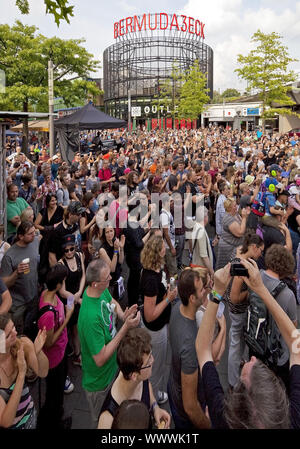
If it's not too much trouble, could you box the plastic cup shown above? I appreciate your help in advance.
[22,258,30,274]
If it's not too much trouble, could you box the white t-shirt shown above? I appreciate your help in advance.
[160,208,175,249]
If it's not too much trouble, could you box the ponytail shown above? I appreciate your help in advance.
[240,230,263,254]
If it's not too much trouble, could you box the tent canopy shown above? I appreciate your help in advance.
[54,103,127,130]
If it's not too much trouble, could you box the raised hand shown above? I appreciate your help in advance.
[34,327,47,354]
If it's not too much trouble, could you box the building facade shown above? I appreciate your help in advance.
[103,13,213,127]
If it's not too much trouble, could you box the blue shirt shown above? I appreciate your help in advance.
[264,191,276,216]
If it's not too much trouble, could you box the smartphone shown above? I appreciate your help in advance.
[230,263,249,277]
[134,304,143,318]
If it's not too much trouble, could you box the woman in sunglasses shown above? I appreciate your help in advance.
[58,234,86,366]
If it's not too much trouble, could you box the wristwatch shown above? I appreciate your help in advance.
[209,292,223,305]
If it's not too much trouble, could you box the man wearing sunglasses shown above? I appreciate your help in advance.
[48,201,85,267]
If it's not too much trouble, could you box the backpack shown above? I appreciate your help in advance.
[28,305,59,342]
[244,280,286,366]
[251,191,266,217]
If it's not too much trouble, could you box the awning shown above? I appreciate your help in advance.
[11,120,49,132]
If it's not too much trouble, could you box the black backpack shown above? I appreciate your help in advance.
[27,305,59,342]
[244,281,286,366]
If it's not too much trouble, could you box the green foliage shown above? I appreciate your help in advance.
[235,30,299,127]
[0,21,100,112]
[222,88,241,98]
[178,60,210,120]
[152,63,183,118]
[16,0,74,26]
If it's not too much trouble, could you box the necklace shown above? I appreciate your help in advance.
[0,361,15,379]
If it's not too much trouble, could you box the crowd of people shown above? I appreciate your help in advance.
[1,125,300,429]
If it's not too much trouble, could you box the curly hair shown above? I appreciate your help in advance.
[140,235,164,271]
[265,244,295,278]
[224,359,289,429]
[117,328,152,380]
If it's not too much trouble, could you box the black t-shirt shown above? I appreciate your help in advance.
[116,166,126,184]
[288,210,300,234]
[140,269,171,331]
[202,362,228,429]
[261,224,286,251]
[48,221,79,261]
[123,223,145,269]
[168,174,178,191]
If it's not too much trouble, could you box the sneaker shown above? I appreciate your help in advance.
[72,353,82,367]
[64,376,74,394]
[157,391,168,405]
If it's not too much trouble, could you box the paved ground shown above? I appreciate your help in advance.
[28,235,300,428]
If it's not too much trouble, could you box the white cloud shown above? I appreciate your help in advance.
[179,0,300,92]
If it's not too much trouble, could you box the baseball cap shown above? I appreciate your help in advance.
[68,201,85,215]
[52,155,59,161]
[245,175,255,185]
[62,234,76,248]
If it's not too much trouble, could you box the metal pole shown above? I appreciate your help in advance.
[128,89,131,134]
[48,60,55,157]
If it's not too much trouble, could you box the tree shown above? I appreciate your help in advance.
[178,60,210,120]
[235,30,299,131]
[152,63,183,128]
[0,21,100,152]
[222,88,241,99]
[211,90,223,104]
[16,0,74,26]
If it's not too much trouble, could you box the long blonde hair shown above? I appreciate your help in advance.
[141,235,164,271]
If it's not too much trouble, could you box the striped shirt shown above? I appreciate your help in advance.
[0,381,35,429]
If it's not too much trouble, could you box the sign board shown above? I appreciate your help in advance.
[247,107,260,116]
[131,106,141,117]
[114,13,205,40]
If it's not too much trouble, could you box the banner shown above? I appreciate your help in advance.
[186,119,191,130]
[192,119,197,129]
[152,119,158,129]
[160,118,165,130]
[166,118,172,129]
[180,119,186,129]
[175,119,179,130]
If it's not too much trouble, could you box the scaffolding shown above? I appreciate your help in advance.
[103,17,213,120]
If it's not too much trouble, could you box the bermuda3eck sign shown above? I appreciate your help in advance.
[114,13,205,40]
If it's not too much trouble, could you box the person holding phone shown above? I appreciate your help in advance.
[225,231,264,389]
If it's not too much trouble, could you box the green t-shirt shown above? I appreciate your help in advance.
[77,288,118,392]
[6,197,29,236]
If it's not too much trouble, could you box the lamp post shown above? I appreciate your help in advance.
[48,59,54,157]
[128,89,132,134]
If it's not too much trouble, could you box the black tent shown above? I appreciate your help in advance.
[54,103,127,163]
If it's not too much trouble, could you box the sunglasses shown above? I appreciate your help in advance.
[64,246,75,253]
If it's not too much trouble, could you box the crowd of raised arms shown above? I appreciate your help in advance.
[1,125,300,429]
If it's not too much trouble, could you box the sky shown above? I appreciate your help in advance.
[1,0,300,93]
